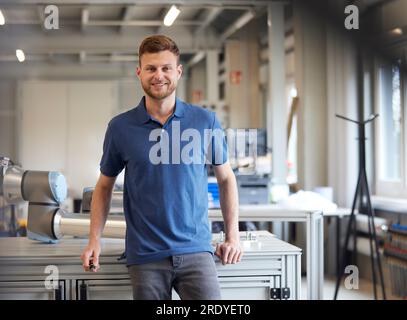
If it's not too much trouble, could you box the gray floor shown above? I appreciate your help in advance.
[301,276,401,300]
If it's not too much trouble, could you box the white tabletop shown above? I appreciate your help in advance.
[210,204,353,218]
[209,204,323,222]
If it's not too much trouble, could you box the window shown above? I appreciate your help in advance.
[375,61,406,197]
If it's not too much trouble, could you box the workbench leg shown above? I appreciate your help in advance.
[318,215,324,299]
[307,213,324,300]
[306,217,313,299]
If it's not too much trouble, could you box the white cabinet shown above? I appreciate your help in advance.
[0,233,301,300]
[0,280,66,300]
[73,278,132,300]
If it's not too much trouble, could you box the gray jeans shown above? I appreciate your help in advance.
[128,252,221,300]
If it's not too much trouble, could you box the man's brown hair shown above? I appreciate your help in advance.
[138,35,180,65]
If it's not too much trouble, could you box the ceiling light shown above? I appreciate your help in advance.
[391,28,403,36]
[16,49,25,62]
[163,5,180,27]
[0,9,5,25]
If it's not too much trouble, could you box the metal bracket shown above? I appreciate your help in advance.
[270,287,290,300]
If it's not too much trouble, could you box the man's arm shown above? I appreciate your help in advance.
[213,162,243,264]
[80,173,116,272]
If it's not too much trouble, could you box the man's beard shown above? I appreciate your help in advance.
[142,81,176,100]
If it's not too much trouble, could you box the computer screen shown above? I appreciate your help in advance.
[225,128,268,158]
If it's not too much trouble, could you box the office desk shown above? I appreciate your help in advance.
[209,204,324,300]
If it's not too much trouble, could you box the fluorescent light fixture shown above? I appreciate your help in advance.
[163,5,180,27]
[0,9,5,25]
[391,27,403,35]
[16,49,25,62]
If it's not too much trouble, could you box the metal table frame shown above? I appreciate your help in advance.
[209,204,324,300]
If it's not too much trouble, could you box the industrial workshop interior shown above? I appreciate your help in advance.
[0,0,406,304]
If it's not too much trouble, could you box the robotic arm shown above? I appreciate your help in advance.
[1,157,125,243]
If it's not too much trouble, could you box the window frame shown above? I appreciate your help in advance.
[374,57,407,198]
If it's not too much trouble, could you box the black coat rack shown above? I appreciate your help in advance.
[333,113,386,300]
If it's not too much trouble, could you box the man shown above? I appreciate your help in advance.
[81,35,242,300]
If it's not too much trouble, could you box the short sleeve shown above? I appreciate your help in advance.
[209,113,228,166]
[100,122,125,177]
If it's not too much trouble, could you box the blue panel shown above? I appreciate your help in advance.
[48,172,67,204]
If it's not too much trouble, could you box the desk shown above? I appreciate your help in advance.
[209,204,324,300]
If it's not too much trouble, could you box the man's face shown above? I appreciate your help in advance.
[137,50,182,101]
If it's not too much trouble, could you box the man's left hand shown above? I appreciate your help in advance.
[215,240,243,265]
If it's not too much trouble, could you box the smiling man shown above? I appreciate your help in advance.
[80,35,242,300]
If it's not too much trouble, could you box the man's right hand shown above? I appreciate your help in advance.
[81,240,101,272]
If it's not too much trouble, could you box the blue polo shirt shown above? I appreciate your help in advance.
[100,97,227,265]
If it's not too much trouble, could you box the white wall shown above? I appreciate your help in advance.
[293,2,361,208]
[15,77,187,199]
[0,81,16,159]
[118,79,145,113]
[326,26,359,207]
[18,80,117,199]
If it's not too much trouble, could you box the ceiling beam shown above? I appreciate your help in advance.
[119,5,134,33]
[220,9,255,41]
[0,29,221,51]
[81,8,89,32]
[0,54,48,62]
[0,52,154,63]
[0,47,205,56]
[109,54,138,62]
[88,19,201,26]
[154,6,168,34]
[194,7,222,35]
[3,18,202,27]
[36,5,47,32]
[79,50,86,63]
[0,1,276,5]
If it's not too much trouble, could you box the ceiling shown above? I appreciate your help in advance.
[359,0,407,61]
[0,0,274,65]
[0,0,406,66]
[324,0,407,61]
